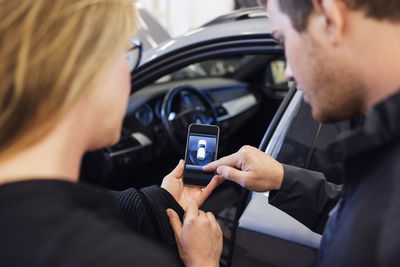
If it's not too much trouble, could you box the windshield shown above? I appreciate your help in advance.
[155,55,287,88]
[156,55,258,83]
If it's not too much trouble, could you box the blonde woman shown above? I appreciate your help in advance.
[0,0,222,266]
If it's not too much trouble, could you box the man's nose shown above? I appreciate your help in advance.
[285,63,295,82]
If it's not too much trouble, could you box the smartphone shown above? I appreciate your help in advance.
[183,123,220,187]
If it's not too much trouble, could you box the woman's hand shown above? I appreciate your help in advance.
[167,201,222,267]
[161,160,224,210]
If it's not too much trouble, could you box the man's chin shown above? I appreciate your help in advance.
[301,90,316,106]
[311,106,329,123]
[311,108,345,124]
[306,97,335,123]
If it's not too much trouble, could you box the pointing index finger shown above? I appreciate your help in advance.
[203,153,240,172]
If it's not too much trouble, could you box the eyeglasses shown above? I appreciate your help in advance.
[126,39,142,72]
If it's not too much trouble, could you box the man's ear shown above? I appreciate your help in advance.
[311,0,346,46]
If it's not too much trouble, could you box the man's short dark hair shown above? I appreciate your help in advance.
[260,0,400,32]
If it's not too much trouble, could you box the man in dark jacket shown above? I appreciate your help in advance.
[204,0,400,265]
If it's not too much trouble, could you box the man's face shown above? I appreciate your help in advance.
[267,0,363,123]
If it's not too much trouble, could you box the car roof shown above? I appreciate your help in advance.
[141,10,271,65]
[202,7,268,27]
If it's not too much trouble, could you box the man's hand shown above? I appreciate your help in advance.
[161,160,224,211]
[203,145,284,192]
[167,202,222,267]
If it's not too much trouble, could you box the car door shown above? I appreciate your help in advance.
[230,87,352,267]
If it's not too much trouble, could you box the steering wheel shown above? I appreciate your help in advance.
[161,85,220,152]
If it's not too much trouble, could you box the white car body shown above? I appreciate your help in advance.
[197,140,207,160]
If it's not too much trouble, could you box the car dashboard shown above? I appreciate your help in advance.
[106,77,259,171]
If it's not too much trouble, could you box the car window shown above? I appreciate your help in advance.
[155,55,272,83]
[276,99,356,184]
[270,60,286,85]
[154,55,290,94]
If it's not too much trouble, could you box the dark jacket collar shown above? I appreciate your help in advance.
[339,89,400,161]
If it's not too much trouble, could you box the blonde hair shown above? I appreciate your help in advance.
[0,0,136,160]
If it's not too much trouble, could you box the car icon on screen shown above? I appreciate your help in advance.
[197,140,207,160]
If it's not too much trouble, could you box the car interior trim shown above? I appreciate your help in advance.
[108,132,152,158]
[219,94,258,121]
[131,132,153,147]
[265,90,303,158]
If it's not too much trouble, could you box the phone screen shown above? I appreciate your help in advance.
[183,124,219,186]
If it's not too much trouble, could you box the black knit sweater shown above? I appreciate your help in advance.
[0,179,185,266]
